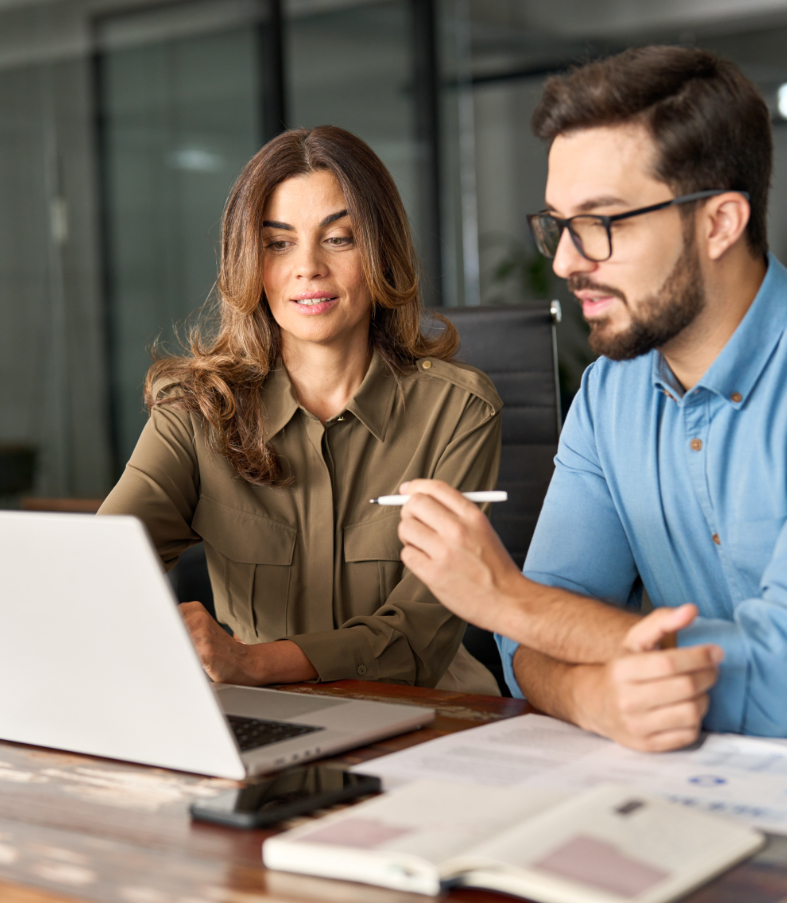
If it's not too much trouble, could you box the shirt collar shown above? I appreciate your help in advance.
[260,363,301,439]
[261,347,398,441]
[345,348,398,441]
[652,253,787,407]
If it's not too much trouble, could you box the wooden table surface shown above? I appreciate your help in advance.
[0,680,785,903]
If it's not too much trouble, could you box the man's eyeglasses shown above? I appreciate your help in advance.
[526,189,750,263]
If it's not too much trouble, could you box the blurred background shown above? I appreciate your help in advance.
[3,0,787,505]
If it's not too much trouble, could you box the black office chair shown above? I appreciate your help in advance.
[168,543,216,614]
[439,301,562,695]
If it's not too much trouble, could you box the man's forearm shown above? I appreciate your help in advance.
[511,643,597,728]
[511,623,721,752]
[396,480,639,664]
[498,576,640,664]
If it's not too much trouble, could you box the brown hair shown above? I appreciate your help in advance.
[145,126,458,485]
[532,46,772,257]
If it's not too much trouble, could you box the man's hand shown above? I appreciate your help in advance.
[397,479,639,662]
[568,604,724,751]
[398,479,523,633]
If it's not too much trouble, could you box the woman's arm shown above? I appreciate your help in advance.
[98,403,202,563]
[179,602,318,683]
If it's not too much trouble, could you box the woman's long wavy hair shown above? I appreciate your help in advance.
[144,125,459,485]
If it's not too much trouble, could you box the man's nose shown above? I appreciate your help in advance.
[551,227,596,280]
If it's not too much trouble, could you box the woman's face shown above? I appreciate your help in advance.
[262,170,373,354]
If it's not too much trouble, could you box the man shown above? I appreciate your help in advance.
[398,45,786,751]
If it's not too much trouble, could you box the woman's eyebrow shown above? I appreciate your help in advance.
[320,209,348,227]
[261,210,348,230]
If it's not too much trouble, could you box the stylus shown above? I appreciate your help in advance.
[369,491,508,505]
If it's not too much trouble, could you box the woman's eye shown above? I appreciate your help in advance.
[266,239,290,250]
[326,236,354,246]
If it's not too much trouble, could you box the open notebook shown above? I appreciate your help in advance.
[263,780,764,903]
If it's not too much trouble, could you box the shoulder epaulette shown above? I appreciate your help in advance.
[416,358,502,412]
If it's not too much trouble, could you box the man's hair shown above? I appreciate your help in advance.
[532,46,773,257]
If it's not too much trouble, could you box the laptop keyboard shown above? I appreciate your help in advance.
[227,714,324,753]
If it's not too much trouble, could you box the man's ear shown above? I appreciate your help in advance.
[701,192,751,261]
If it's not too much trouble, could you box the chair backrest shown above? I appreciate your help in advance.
[439,302,561,694]
[440,302,561,568]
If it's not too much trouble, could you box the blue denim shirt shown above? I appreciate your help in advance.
[497,254,787,735]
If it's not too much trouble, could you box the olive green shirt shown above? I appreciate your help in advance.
[99,350,502,691]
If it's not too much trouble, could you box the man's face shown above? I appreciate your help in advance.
[545,124,705,360]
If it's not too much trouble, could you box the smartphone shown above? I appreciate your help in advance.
[189,764,381,828]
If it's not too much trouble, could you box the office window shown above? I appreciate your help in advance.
[98,2,263,467]
[286,0,444,304]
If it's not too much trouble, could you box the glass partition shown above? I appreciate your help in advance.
[286,0,437,299]
[98,3,262,465]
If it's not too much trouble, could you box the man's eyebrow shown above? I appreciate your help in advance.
[544,195,629,215]
[320,209,348,227]
[577,195,629,212]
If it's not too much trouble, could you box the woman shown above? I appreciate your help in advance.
[99,126,502,695]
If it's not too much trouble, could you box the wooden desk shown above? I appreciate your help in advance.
[0,681,785,903]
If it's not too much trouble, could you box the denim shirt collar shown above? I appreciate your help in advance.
[652,253,787,407]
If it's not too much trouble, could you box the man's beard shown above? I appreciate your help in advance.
[569,234,706,361]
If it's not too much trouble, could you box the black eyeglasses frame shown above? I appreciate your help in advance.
[526,189,751,263]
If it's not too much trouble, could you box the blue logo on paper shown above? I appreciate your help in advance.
[688,775,727,787]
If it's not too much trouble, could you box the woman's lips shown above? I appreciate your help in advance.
[291,294,338,314]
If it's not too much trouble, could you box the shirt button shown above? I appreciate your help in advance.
[712,533,721,545]
[731,392,742,403]
[421,360,432,370]
[690,438,703,451]
[356,664,367,676]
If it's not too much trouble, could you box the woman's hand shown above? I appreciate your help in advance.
[179,602,319,685]
[179,602,258,684]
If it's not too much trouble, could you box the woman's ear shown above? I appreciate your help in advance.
[702,192,751,261]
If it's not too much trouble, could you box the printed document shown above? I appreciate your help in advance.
[353,714,787,834]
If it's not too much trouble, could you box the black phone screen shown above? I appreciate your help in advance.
[190,765,381,828]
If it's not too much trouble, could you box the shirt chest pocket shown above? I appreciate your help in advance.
[193,496,296,643]
[727,514,787,594]
[343,515,404,614]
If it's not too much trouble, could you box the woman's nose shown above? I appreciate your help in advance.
[294,241,328,278]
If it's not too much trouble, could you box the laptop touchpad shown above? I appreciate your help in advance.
[215,686,347,721]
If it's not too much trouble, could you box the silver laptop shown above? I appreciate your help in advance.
[0,511,434,779]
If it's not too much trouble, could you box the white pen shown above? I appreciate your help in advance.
[370,490,508,506]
